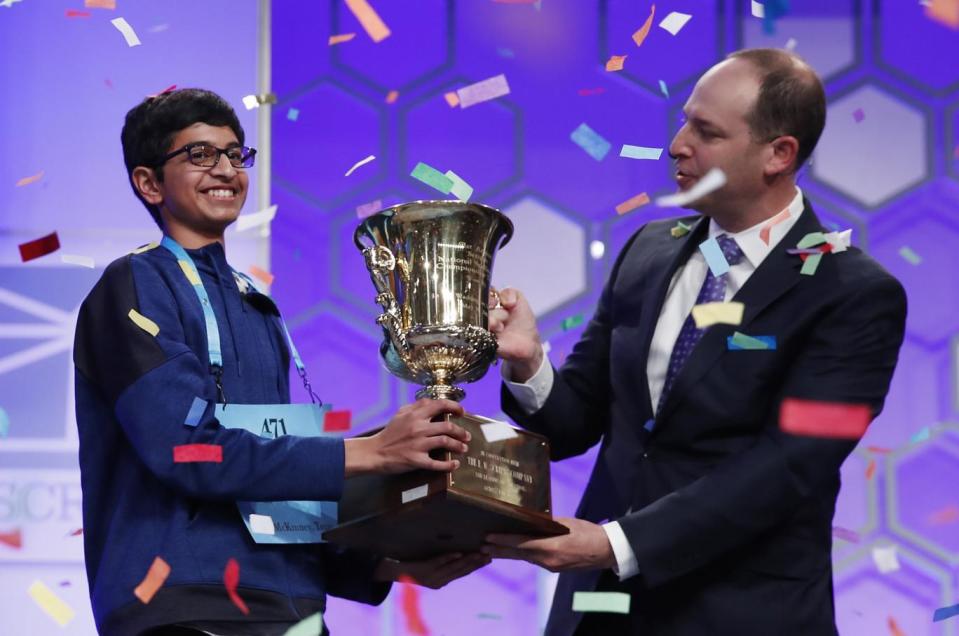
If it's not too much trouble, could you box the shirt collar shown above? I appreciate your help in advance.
[707,187,805,268]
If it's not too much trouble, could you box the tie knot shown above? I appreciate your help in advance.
[716,234,744,267]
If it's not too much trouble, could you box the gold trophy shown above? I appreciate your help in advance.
[322,200,567,560]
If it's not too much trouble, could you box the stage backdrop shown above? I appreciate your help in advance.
[3,1,959,635]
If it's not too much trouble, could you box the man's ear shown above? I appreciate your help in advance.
[765,135,800,177]
[131,166,163,206]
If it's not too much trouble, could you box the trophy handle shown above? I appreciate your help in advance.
[360,245,411,356]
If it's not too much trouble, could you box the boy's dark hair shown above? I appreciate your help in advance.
[726,48,826,173]
[121,88,244,228]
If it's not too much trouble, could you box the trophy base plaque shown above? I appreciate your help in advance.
[323,413,568,561]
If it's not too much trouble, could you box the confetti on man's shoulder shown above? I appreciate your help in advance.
[111,17,142,47]
[134,556,171,604]
[28,581,75,627]
[128,308,160,337]
[778,397,871,440]
[16,170,43,187]
[173,444,223,463]
[19,232,60,262]
[572,591,630,614]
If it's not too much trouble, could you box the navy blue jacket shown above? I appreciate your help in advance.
[504,204,907,636]
[74,240,389,635]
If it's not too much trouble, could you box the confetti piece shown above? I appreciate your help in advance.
[866,445,893,454]
[131,242,159,254]
[400,576,429,635]
[727,332,776,350]
[444,91,460,107]
[134,556,170,604]
[411,162,453,193]
[759,208,790,245]
[223,558,250,615]
[385,90,399,104]
[0,406,8,438]
[18,232,60,262]
[670,220,691,238]
[865,458,876,480]
[779,398,871,439]
[910,427,931,444]
[177,260,201,286]
[328,32,356,45]
[872,545,900,574]
[477,612,502,620]
[615,192,650,215]
[345,0,391,42]
[832,526,861,543]
[823,229,852,253]
[659,79,669,98]
[620,145,663,160]
[852,108,865,123]
[236,204,278,232]
[934,603,959,622]
[572,591,631,614]
[283,613,325,636]
[699,236,731,277]
[248,264,274,286]
[111,17,142,47]
[497,47,515,57]
[457,74,511,108]
[751,0,764,17]
[577,87,606,96]
[60,254,95,268]
[888,616,906,636]
[173,444,222,463]
[691,302,744,328]
[323,410,352,432]
[898,246,922,265]
[249,514,275,535]
[128,309,159,337]
[796,232,826,249]
[926,0,959,28]
[85,0,115,7]
[148,23,169,33]
[445,170,474,201]
[356,199,382,219]
[15,170,44,187]
[570,123,611,161]
[402,484,429,504]
[0,528,22,549]
[242,95,260,110]
[800,252,823,276]
[287,108,300,121]
[785,37,798,50]
[926,504,959,526]
[68,528,83,537]
[345,154,376,177]
[632,4,656,46]
[590,240,605,259]
[605,55,627,72]
[65,9,91,18]
[183,397,207,427]
[480,421,518,443]
[561,314,585,330]
[28,581,75,627]
[659,11,692,36]
[656,168,727,207]
[59,581,71,587]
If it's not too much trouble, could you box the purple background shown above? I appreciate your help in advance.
[2,1,959,634]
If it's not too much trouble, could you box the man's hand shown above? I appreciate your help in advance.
[344,399,469,476]
[481,517,616,573]
[488,287,544,382]
[373,552,491,589]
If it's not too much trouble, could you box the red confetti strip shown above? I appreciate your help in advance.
[577,87,606,96]
[779,398,871,440]
[888,616,906,636]
[147,84,177,98]
[831,526,861,543]
[0,528,23,549]
[18,232,61,263]
[223,558,250,615]
[927,504,959,526]
[865,458,877,480]
[173,444,223,463]
[866,445,893,454]
[323,410,352,432]
[67,528,83,537]
[65,9,91,17]
[399,576,429,635]
[798,242,833,262]
[15,171,44,187]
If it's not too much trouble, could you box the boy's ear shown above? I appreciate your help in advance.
[131,166,163,206]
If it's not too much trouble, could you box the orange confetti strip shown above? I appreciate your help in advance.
[926,0,959,28]
[224,558,250,615]
[85,0,116,8]
[865,458,876,480]
[632,4,656,47]
[866,445,893,454]
[345,0,391,42]
[67,528,83,537]
[0,528,22,549]
[385,90,399,104]
[16,171,44,187]
[134,556,171,604]
[444,91,460,107]
[615,192,650,215]
[888,616,906,636]
[248,265,274,286]
[328,32,356,45]
[927,504,959,526]
[399,576,429,635]
[759,207,790,245]
[605,55,627,72]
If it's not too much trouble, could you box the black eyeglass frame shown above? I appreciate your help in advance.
[156,142,257,169]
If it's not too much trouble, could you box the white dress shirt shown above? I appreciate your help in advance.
[502,188,805,580]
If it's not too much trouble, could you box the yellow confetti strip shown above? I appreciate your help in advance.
[128,309,160,337]
[130,242,159,254]
[691,301,744,328]
[28,581,75,627]
[178,260,201,286]
[345,0,391,42]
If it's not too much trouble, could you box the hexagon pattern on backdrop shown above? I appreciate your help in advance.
[266,2,959,634]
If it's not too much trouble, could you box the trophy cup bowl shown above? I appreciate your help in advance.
[322,200,568,560]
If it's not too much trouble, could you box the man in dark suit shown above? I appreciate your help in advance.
[482,49,907,635]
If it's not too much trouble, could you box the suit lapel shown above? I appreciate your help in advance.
[653,202,824,429]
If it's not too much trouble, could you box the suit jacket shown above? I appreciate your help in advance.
[502,203,907,636]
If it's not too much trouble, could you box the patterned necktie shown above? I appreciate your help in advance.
[657,234,745,414]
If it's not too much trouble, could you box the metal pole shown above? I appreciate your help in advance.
[256,0,272,271]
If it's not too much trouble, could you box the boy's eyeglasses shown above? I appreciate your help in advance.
[158,143,257,169]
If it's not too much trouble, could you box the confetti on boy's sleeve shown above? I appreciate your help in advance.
[691,302,744,328]
[570,123,611,161]
[173,444,223,463]
[659,79,669,98]
[223,558,250,615]
[28,581,75,627]
[865,458,876,480]
[751,0,764,17]
[128,309,159,337]
[778,398,871,439]
[0,406,8,438]
[605,54,627,71]
[572,591,631,614]
[456,74,510,108]
[134,556,171,604]
[345,0,391,42]
[15,170,44,187]
[926,504,959,526]
[615,192,650,215]
[852,108,865,123]
[328,33,356,45]
[111,17,142,47]
[345,154,376,177]
[632,4,656,46]
[658,11,692,36]
[411,162,453,193]
[323,410,352,432]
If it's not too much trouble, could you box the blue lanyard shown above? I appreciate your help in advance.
[160,236,321,404]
